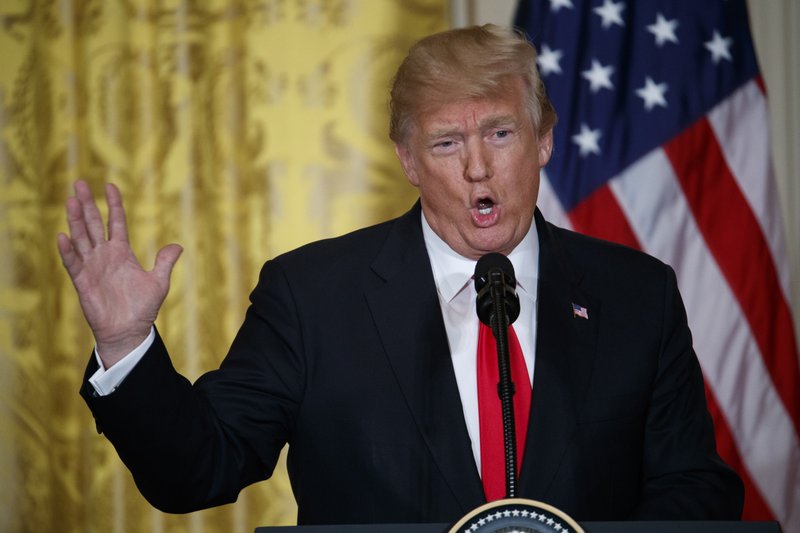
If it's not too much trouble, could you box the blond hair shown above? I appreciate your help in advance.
[389,24,557,143]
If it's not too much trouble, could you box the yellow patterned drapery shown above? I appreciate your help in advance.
[0,1,448,531]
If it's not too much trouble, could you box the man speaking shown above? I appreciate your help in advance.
[58,24,743,525]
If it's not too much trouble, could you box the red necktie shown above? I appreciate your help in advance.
[477,321,531,501]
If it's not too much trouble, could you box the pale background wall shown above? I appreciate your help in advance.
[452,0,800,349]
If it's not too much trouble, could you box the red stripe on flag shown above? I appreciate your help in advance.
[754,74,767,96]
[664,117,800,438]
[567,184,641,249]
[704,383,776,521]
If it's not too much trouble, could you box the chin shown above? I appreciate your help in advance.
[470,242,512,258]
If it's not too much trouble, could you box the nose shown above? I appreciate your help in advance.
[464,139,492,182]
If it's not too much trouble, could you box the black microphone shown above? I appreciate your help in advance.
[474,252,521,328]
[474,252,522,499]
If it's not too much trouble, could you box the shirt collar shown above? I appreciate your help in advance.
[421,210,540,303]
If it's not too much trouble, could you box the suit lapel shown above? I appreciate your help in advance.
[365,203,485,514]
[520,209,600,498]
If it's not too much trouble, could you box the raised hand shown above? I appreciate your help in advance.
[57,180,182,368]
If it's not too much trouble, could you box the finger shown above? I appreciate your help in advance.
[65,196,93,256]
[105,183,130,243]
[57,232,83,278]
[74,180,106,246]
[152,244,183,286]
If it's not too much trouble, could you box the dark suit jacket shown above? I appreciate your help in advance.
[81,202,743,525]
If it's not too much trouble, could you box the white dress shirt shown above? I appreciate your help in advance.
[420,212,539,472]
[89,327,154,395]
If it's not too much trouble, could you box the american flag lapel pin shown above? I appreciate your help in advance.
[572,302,589,320]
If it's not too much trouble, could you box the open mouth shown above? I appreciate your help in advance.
[477,198,494,215]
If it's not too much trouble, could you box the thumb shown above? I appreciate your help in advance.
[152,243,183,284]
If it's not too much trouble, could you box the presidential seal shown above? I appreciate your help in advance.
[449,499,585,533]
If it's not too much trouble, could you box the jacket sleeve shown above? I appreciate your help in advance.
[79,259,304,513]
[631,265,744,520]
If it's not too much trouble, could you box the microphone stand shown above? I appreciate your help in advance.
[487,273,518,499]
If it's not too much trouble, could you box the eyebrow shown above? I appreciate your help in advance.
[424,114,520,141]
[481,114,518,129]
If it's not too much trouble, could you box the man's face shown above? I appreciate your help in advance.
[395,81,553,260]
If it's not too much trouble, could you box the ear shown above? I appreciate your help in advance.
[395,142,420,187]
[537,128,553,167]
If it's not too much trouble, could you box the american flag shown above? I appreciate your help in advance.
[571,302,589,319]
[514,0,800,529]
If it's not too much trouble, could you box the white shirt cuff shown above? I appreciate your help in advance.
[88,327,155,396]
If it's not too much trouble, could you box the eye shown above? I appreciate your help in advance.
[495,129,510,139]
[430,138,459,154]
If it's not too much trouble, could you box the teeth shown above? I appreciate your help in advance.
[477,199,493,215]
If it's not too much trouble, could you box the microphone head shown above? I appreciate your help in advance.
[474,253,516,290]
[474,253,521,327]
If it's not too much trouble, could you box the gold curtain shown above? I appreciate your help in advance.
[0,1,448,531]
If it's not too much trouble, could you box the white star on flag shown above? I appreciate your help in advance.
[571,124,602,156]
[549,0,573,12]
[636,77,668,110]
[593,0,625,29]
[582,58,615,92]
[537,44,563,76]
[705,30,734,63]
[647,13,679,46]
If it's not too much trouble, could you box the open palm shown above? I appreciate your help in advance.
[57,180,182,368]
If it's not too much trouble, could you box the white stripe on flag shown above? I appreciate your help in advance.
[707,80,792,303]
[609,148,800,531]
[537,170,572,230]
